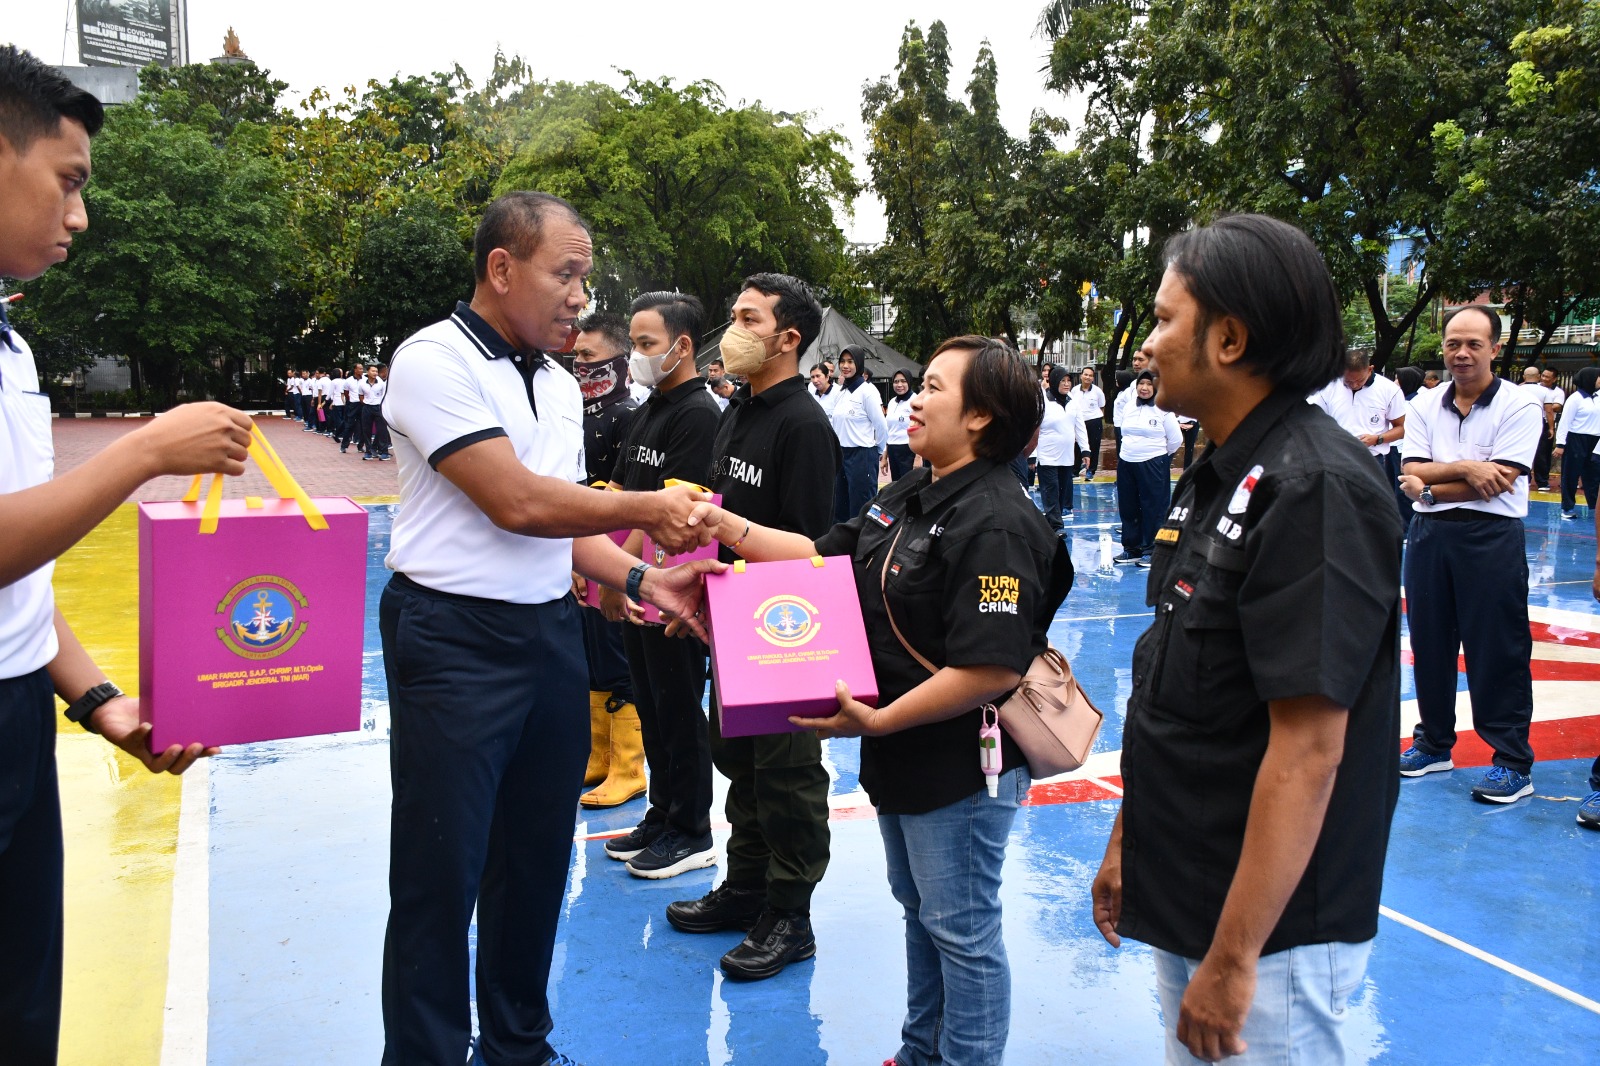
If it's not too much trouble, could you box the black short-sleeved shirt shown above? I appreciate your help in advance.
[612,376,721,492]
[583,395,636,487]
[710,375,840,545]
[1119,390,1403,960]
[813,459,1073,815]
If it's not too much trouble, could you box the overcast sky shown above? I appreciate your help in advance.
[11,0,1081,244]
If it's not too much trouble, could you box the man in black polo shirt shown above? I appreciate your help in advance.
[1092,215,1402,1064]
[600,291,723,878]
[665,273,841,981]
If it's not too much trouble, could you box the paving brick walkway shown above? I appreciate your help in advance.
[52,413,399,502]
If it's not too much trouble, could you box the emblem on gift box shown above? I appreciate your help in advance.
[755,595,820,648]
[216,576,308,659]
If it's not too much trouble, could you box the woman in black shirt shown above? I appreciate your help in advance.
[690,337,1072,1066]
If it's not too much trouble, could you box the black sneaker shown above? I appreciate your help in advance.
[719,907,816,981]
[626,829,716,880]
[604,820,665,862]
[665,880,765,934]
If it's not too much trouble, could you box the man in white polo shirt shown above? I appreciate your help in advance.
[1398,305,1543,803]
[377,190,717,1066]
[0,47,252,1062]
[1308,351,1407,518]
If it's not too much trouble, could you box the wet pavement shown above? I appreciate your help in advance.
[49,480,1600,1065]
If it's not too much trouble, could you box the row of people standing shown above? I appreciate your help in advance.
[282,364,391,459]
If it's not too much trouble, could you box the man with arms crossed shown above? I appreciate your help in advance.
[1397,306,1543,802]
[0,47,252,1063]
[1093,215,1403,1064]
[378,191,717,1066]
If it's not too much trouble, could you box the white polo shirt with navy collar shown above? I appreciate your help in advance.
[0,328,59,679]
[1402,377,1542,518]
[1308,372,1407,455]
[383,301,586,604]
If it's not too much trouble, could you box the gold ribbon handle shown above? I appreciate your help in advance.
[184,424,330,534]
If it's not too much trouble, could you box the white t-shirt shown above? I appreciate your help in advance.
[383,311,585,604]
[831,380,887,450]
[1117,400,1182,463]
[1308,373,1407,454]
[1556,390,1600,443]
[1402,378,1542,517]
[1071,383,1106,422]
[330,376,348,406]
[362,378,386,405]
[885,393,913,445]
[0,331,59,679]
[1033,394,1090,466]
[1518,381,1552,411]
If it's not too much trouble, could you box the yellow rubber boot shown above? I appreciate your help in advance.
[580,696,646,808]
[583,691,611,787]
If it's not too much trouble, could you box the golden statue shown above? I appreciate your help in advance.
[223,28,243,57]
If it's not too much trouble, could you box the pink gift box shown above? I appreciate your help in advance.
[138,496,368,749]
[704,555,878,737]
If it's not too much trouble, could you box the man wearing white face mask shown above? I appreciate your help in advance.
[599,291,723,878]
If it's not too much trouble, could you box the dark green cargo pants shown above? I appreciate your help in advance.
[708,692,831,913]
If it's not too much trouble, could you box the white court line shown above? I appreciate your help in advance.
[160,759,210,1066]
[1379,904,1600,1017]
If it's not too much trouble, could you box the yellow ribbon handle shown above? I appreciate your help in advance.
[187,423,330,534]
[663,478,712,494]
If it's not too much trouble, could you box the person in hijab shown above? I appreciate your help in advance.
[1033,364,1090,533]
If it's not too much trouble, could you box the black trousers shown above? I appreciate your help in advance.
[1405,513,1535,774]
[1083,417,1103,475]
[0,669,62,1066]
[1037,464,1075,530]
[624,625,713,837]
[1559,432,1600,512]
[1533,426,1554,488]
[379,574,588,1066]
[337,403,360,449]
[579,603,632,699]
[708,682,831,913]
[886,443,915,482]
[1116,453,1172,554]
[834,446,879,523]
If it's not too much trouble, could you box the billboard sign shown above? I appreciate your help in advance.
[78,0,174,68]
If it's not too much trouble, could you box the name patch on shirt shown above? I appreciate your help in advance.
[867,502,896,528]
[977,575,1020,614]
[1154,527,1181,544]
[1173,579,1194,600]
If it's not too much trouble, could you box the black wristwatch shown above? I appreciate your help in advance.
[1420,485,1435,507]
[626,561,653,603]
[64,681,123,733]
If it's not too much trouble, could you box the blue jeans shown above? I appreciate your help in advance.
[1153,940,1373,1065]
[880,767,1029,1066]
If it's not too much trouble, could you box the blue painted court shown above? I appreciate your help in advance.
[58,483,1600,1064]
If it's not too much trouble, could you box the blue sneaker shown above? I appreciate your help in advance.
[1577,790,1600,829]
[1471,765,1533,804]
[1398,746,1453,777]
